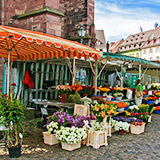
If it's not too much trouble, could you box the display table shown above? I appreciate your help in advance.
[33,101,74,117]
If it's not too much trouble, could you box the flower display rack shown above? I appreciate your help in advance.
[86,130,108,149]
[42,132,59,145]
[130,124,145,135]
[61,142,81,151]
[74,104,90,117]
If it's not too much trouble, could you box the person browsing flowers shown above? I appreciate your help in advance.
[135,79,143,106]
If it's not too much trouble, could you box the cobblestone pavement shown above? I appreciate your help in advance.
[1,114,160,160]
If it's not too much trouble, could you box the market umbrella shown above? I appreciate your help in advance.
[0,25,102,94]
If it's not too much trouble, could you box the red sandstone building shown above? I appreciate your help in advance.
[0,0,96,91]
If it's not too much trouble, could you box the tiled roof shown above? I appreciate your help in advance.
[119,27,160,52]
[95,30,106,49]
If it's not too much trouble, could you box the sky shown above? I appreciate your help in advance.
[95,0,160,42]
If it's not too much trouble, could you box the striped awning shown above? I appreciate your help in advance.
[0,25,102,61]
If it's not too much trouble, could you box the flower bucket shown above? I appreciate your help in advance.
[116,97,122,101]
[154,99,158,105]
[59,94,68,103]
[130,124,145,134]
[117,107,124,112]
[155,110,160,114]
[146,100,153,105]
[119,130,126,135]
[8,145,21,158]
[43,132,59,145]
[124,106,128,110]
[61,142,81,151]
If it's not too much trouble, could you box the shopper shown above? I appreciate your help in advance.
[115,76,121,87]
[135,79,143,106]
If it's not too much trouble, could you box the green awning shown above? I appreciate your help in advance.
[101,52,160,69]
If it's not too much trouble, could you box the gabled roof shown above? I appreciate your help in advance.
[119,27,160,52]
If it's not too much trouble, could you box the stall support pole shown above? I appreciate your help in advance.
[7,51,10,96]
[139,64,142,79]
[94,60,98,95]
[72,58,76,85]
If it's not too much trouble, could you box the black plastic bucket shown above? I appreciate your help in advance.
[8,145,21,158]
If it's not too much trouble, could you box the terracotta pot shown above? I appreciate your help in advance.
[59,93,68,103]
[83,93,88,97]
[119,130,126,135]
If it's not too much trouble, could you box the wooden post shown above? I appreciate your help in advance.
[2,62,6,94]
[94,60,97,95]
[72,58,76,85]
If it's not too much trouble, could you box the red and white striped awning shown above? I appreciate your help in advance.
[0,25,102,61]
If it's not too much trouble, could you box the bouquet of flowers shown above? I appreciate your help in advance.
[70,84,83,93]
[130,121,145,126]
[113,116,143,123]
[91,103,118,122]
[156,92,160,97]
[111,119,130,131]
[116,102,128,108]
[138,104,150,113]
[145,97,154,101]
[80,97,98,105]
[129,105,139,112]
[83,120,108,132]
[47,111,73,127]
[113,92,124,97]
[56,85,71,94]
[46,121,58,134]
[99,87,110,92]
[56,126,87,144]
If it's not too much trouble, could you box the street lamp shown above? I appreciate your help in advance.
[78,24,86,44]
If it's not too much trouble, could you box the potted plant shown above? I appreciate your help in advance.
[84,120,108,149]
[116,102,128,112]
[43,121,59,145]
[0,94,25,158]
[56,126,87,151]
[130,121,146,134]
[113,92,124,100]
[56,85,71,103]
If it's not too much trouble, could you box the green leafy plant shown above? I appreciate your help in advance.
[0,94,25,148]
[68,93,81,104]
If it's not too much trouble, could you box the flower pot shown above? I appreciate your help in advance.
[43,132,59,145]
[117,107,124,112]
[146,100,153,105]
[83,93,88,97]
[86,130,108,149]
[130,124,145,134]
[124,106,128,110]
[8,145,21,158]
[116,96,122,101]
[59,93,68,103]
[119,130,126,135]
[61,142,81,151]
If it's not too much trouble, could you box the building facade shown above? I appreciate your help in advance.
[118,26,160,61]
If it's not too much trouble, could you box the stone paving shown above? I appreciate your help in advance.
[1,114,160,160]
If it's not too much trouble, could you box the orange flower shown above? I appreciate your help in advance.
[101,111,106,117]
[101,104,105,110]
[95,106,100,111]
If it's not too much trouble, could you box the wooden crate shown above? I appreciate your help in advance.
[74,104,90,117]
[103,116,112,137]
[61,142,81,151]
[42,132,59,145]
[130,124,145,135]
[86,130,108,149]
